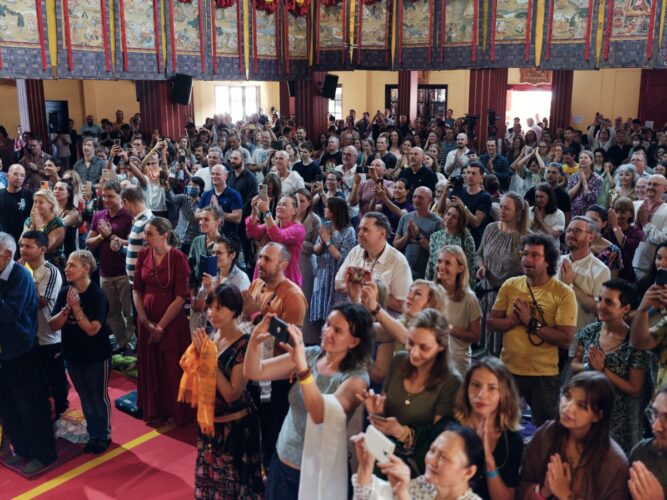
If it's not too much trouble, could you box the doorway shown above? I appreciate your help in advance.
[505,85,552,132]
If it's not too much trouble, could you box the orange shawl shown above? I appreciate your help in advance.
[178,338,217,436]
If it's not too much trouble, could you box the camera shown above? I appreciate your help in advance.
[451,175,464,188]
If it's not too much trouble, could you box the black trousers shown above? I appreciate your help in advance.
[0,347,57,464]
[37,343,70,418]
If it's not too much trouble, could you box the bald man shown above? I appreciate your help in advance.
[398,146,438,193]
[393,186,441,279]
[0,164,33,251]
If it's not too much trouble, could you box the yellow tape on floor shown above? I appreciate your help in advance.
[13,424,175,500]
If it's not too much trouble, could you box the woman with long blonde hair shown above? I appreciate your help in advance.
[435,245,482,375]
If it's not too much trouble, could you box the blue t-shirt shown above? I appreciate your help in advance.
[198,186,243,236]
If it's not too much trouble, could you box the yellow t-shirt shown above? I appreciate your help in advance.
[494,276,577,376]
[562,163,579,175]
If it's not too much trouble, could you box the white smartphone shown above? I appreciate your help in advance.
[364,425,395,465]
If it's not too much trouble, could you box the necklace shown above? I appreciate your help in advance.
[152,248,171,289]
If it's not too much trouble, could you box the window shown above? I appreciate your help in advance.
[215,85,260,122]
[328,85,343,120]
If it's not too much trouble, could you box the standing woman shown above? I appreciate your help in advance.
[244,304,372,500]
[567,150,603,217]
[22,189,66,274]
[585,205,624,279]
[518,372,630,500]
[188,206,222,300]
[49,250,111,454]
[455,357,524,500]
[529,183,566,240]
[571,279,647,454]
[53,180,82,256]
[247,194,305,287]
[476,192,529,355]
[190,284,264,499]
[606,197,645,282]
[426,202,476,287]
[133,217,193,425]
[310,196,357,328]
[435,246,481,375]
[606,164,638,208]
[295,189,321,342]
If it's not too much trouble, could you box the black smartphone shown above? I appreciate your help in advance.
[656,268,667,286]
[269,317,289,344]
[271,141,284,151]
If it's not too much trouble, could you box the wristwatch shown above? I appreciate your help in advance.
[263,211,272,219]
[415,233,424,242]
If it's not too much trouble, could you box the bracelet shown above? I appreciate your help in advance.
[299,374,315,386]
[485,469,499,479]
[297,367,312,381]
[370,303,382,316]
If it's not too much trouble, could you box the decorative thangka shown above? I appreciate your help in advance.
[0,0,52,78]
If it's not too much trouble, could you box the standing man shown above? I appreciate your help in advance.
[88,180,135,353]
[372,135,397,171]
[634,174,667,280]
[121,187,153,287]
[227,150,259,269]
[20,231,68,420]
[0,233,56,473]
[20,137,52,193]
[444,133,470,177]
[197,164,243,237]
[398,147,438,193]
[73,137,107,185]
[0,164,33,252]
[449,162,492,247]
[479,137,510,190]
[80,115,103,139]
[223,133,252,165]
[525,162,572,222]
[393,187,441,279]
[488,233,577,425]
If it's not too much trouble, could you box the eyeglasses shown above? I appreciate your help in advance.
[645,406,667,427]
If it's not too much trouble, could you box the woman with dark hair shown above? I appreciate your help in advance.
[191,284,264,499]
[133,217,193,425]
[426,202,476,286]
[53,179,82,256]
[529,182,566,239]
[310,196,356,328]
[393,138,416,176]
[352,423,484,500]
[244,303,373,500]
[606,197,645,282]
[49,250,110,454]
[188,205,223,298]
[312,170,345,218]
[635,241,667,301]
[357,309,463,475]
[388,129,403,162]
[455,357,523,500]
[260,172,282,217]
[571,279,648,454]
[518,371,630,499]
[506,136,525,166]
[585,205,623,279]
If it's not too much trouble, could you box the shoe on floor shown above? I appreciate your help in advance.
[91,439,110,454]
[84,439,98,454]
[22,459,48,474]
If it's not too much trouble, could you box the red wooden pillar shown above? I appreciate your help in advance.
[549,70,573,130]
[397,71,418,125]
[468,69,508,150]
[294,72,329,143]
[21,80,49,146]
[136,80,195,140]
[279,82,295,120]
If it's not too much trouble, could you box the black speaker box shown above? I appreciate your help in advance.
[171,73,193,105]
[321,74,339,100]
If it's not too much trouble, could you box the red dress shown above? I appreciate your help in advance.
[134,247,194,425]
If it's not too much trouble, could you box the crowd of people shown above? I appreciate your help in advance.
[0,106,666,500]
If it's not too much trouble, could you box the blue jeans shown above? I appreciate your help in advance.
[67,358,111,441]
[266,453,300,500]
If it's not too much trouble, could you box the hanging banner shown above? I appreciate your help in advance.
[0,0,53,79]
[313,0,349,70]
[210,0,246,79]
[354,0,391,67]
[485,0,533,68]
[249,3,279,79]
[437,0,485,68]
[165,0,207,76]
[393,0,436,69]
[55,0,113,78]
[114,0,165,78]
[539,0,597,69]
[286,11,310,78]
[601,0,661,67]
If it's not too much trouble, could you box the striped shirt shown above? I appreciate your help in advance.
[126,209,153,286]
[33,260,63,345]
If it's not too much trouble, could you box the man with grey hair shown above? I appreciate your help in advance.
[273,150,304,196]
[336,145,364,222]
[558,216,610,347]
[0,232,56,473]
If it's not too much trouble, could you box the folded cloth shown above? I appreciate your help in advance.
[178,338,217,436]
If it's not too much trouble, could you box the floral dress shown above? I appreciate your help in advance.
[567,172,603,217]
[194,335,264,499]
[575,322,648,454]
[594,242,623,276]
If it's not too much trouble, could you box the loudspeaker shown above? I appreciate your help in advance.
[287,81,296,98]
[321,74,339,100]
[171,73,193,105]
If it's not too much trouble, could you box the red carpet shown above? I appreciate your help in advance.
[1,372,197,499]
